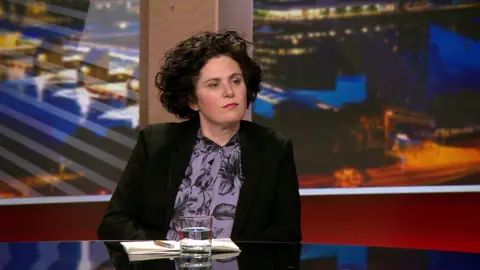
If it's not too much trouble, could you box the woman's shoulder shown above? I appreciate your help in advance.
[137,120,195,149]
[241,120,291,149]
[141,120,195,137]
[139,122,175,139]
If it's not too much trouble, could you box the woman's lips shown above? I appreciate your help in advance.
[223,103,238,108]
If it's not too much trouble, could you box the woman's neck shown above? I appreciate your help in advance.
[199,120,240,146]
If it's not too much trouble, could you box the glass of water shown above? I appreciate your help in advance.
[179,215,213,254]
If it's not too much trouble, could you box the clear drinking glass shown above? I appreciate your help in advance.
[179,215,213,254]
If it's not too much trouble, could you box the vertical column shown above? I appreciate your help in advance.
[139,0,253,128]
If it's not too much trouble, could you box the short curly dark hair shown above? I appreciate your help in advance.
[155,30,262,120]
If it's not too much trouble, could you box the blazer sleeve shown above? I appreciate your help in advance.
[97,125,162,240]
[253,138,302,242]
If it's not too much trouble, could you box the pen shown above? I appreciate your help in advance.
[154,240,175,249]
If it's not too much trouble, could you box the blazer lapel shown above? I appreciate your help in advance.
[231,121,263,239]
[164,121,198,225]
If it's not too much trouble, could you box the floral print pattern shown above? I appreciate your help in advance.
[166,130,244,240]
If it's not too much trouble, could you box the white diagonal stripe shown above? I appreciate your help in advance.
[0,125,118,191]
[2,106,127,170]
[0,146,85,196]
[0,169,44,197]
[1,85,136,148]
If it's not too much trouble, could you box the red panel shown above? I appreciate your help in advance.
[300,193,480,253]
[1,193,479,253]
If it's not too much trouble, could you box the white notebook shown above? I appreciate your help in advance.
[120,238,241,255]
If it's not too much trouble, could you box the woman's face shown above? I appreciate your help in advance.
[190,55,248,127]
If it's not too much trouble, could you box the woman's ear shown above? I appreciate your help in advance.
[189,103,199,111]
[188,90,199,111]
[189,95,199,111]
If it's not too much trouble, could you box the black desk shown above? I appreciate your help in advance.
[0,241,479,269]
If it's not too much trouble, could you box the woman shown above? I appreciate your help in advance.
[97,31,301,242]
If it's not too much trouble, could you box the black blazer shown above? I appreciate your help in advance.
[97,119,302,242]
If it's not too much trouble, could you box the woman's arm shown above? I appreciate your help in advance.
[97,125,162,240]
[251,138,302,242]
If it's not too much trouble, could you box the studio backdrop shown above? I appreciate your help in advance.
[1,0,479,205]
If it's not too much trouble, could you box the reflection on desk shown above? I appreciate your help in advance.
[0,241,479,269]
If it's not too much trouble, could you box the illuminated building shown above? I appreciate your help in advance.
[77,49,110,86]
[253,20,396,91]
[63,52,84,69]
[1,0,50,25]
[254,28,337,90]
[76,48,137,100]
[254,0,398,21]
[256,0,317,5]
[253,0,400,90]
[92,0,139,12]
[32,38,65,75]
[127,66,139,91]
[126,65,139,104]
[25,1,48,17]
[0,31,21,48]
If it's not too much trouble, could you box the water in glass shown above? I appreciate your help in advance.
[179,216,212,254]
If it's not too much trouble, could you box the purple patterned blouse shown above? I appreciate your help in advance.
[166,130,244,240]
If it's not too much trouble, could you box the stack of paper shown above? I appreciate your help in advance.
[120,238,241,261]
[126,252,241,262]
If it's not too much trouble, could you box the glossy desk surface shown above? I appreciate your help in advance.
[0,241,479,269]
